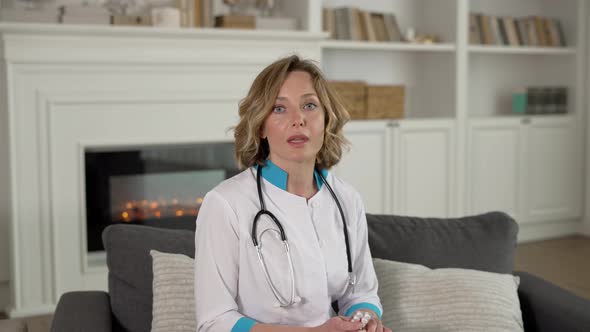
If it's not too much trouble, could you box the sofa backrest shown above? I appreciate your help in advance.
[103,224,195,332]
[366,211,519,274]
[102,211,518,332]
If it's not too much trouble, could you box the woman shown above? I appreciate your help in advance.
[195,55,392,332]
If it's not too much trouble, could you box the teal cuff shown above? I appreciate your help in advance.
[231,317,257,332]
[345,302,382,319]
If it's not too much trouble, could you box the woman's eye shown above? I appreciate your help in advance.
[272,106,286,113]
[303,103,317,110]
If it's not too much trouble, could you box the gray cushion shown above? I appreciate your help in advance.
[103,224,195,332]
[366,211,518,273]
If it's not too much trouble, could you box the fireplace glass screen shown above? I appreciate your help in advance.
[85,142,238,252]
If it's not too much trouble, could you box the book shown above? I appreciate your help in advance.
[526,87,540,114]
[362,11,376,42]
[469,13,481,44]
[547,19,561,47]
[383,13,402,42]
[516,18,529,46]
[556,87,568,113]
[496,16,508,45]
[555,19,567,47]
[542,17,555,46]
[504,17,520,46]
[541,87,554,113]
[350,7,362,41]
[174,0,191,27]
[323,7,336,39]
[334,7,350,40]
[370,13,388,42]
[526,17,539,46]
[192,0,202,27]
[534,16,547,46]
[355,9,368,41]
[480,15,495,45]
[201,0,213,27]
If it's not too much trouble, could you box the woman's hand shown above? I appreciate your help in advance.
[312,316,364,331]
[349,310,392,332]
[362,316,392,332]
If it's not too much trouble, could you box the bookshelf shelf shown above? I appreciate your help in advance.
[469,114,574,120]
[468,45,576,55]
[322,40,456,53]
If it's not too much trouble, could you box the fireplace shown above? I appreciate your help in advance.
[84,142,238,252]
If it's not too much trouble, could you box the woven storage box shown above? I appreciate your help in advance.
[214,15,255,29]
[328,81,367,119]
[367,85,405,119]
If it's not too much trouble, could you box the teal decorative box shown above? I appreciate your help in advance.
[512,88,527,114]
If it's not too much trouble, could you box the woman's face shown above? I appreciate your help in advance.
[261,71,325,168]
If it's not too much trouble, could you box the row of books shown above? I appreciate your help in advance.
[323,7,403,42]
[470,14,566,47]
[513,87,568,114]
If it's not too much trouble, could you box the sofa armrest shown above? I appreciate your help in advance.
[515,271,590,332]
[50,291,113,332]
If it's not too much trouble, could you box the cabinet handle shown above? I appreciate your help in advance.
[387,121,400,128]
[521,118,531,125]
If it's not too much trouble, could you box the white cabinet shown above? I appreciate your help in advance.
[336,119,455,217]
[335,121,391,214]
[468,116,582,223]
[525,117,583,222]
[392,120,455,217]
[467,118,524,220]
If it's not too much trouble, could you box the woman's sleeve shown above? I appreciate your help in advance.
[337,193,383,319]
[194,190,257,332]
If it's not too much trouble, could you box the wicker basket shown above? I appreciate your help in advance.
[328,81,367,119]
[367,85,405,119]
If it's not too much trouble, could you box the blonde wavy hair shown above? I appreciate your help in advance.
[234,55,350,169]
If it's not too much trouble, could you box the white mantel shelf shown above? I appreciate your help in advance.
[0,23,329,64]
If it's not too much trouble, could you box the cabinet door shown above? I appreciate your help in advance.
[334,121,391,214]
[468,119,524,221]
[392,120,455,217]
[524,116,582,223]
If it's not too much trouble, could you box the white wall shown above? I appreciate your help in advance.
[0,53,11,312]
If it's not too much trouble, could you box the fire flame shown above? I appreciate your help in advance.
[114,196,203,222]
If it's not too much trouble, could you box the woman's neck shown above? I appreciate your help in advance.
[270,159,317,199]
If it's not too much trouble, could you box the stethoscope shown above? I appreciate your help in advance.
[251,164,355,308]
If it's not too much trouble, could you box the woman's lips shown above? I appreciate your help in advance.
[287,135,309,146]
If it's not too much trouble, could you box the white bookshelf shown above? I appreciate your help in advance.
[322,40,456,52]
[311,0,586,236]
[468,45,576,55]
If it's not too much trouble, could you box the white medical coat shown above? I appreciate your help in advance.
[194,167,382,332]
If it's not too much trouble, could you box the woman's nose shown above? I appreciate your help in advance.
[291,110,305,127]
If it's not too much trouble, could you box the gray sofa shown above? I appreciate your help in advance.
[50,212,590,332]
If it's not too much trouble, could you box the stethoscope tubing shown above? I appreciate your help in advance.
[251,164,353,307]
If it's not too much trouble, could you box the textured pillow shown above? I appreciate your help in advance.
[366,212,519,274]
[374,258,524,332]
[150,250,196,332]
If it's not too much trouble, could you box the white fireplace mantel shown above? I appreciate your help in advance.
[0,22,326,317]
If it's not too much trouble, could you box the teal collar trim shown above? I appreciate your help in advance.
[254,159,329,191]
